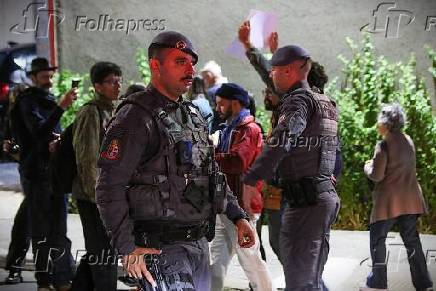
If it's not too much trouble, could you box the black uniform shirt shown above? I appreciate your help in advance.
[243,81,315,186]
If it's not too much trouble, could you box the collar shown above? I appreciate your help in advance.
[147,85,184,111]
[25,86,55,101]
[236,115,255,128]
[94,93,114,110]
[287,80,310,94]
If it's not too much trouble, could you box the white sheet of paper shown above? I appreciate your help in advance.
[249,9,278,49]
[224,9,277,59]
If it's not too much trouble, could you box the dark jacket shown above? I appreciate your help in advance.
[245,47,343,180]
[95,86,247,255]
[12,87,63,177]
[244,81,337,186]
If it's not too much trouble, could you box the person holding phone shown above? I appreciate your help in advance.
[7,57,77,291]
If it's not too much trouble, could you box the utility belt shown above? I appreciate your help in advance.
[134,221,210,247]
[130,167,210,186]
[279,177,334,208]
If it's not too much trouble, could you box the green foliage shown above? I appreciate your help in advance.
[428,46,436,96]
[52,70,93,129]
[326,34,436,233]
[136,48,151,84]
[255,105,272,134]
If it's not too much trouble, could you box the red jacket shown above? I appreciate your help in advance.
[216,115,264,214]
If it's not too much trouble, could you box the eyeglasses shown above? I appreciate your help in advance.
[101,78,123,86]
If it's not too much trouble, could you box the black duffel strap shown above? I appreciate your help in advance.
[134,221,209,246]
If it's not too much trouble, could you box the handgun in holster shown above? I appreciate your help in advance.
[139,255,169,291]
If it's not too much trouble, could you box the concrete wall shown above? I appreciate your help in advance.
[0,0,36,48]
[55,0,436,103]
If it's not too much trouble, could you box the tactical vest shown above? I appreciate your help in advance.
[277,88,338,182]
[119,96,222,224]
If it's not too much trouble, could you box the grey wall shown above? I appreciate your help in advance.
[55,0,436,103]
[0,0,36,48]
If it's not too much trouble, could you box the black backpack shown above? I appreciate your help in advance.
[50,101,103,195]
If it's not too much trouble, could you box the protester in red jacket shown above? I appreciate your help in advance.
[210,83,275,291]
[215,112,264,214]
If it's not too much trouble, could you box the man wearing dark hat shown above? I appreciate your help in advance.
[95,31,255,290]
[7,57,77,291]
[210,83,275,291]
[242,45,341,291]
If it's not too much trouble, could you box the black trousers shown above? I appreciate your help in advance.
[21,171,74,287]
[71,199,118,291]
[5,194,31,273]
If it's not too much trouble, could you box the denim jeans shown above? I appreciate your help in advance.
[366,214,433,290]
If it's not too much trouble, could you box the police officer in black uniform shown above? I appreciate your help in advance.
[243,45,341,291]
[95,31,255,291]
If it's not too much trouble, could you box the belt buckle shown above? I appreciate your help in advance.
[186,229,192,239]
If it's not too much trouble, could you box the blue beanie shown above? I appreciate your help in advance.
[215,83,249,107]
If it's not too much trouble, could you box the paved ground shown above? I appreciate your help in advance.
[0,163,435,290]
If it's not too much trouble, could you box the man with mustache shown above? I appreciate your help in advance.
[95,31,255,290]
[8,57,77,291]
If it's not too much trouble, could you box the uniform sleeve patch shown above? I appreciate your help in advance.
[101,138,121,160]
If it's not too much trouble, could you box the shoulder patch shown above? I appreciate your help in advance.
[101,138,121,160]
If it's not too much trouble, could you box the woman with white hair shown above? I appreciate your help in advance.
[360,103,433,291]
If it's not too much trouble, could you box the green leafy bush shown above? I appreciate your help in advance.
[136,48,151,84]
[326,34,436,233]
[52,70,93,129]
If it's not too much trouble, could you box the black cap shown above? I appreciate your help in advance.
[148,31,198,65]
[215,83,249,107]
[27,57,57,75]
[270,45,310,66]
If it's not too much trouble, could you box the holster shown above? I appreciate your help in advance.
[280,177,334,208]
